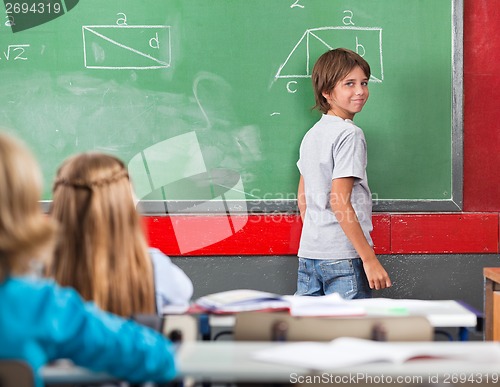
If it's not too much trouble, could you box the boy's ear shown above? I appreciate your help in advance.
[322,90,331,99]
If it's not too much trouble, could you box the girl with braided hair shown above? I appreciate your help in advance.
[47,152,193,316]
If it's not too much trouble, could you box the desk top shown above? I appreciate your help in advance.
[209,299,477,330]
[177,341,308,382]
[42,365,117,385]
[43,341,500,385]
[412,300,477,328]
[178,341,500,383]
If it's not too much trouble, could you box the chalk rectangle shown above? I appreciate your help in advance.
[82,25,171,70]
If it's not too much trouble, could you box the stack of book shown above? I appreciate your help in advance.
[194,289,366,316]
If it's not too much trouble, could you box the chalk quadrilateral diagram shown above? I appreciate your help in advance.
[275,26,384,83]
[82,25,171,70]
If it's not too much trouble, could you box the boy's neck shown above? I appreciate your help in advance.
[326,110,354,121]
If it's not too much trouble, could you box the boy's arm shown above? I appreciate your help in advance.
[297,175,306,221]
[330,177,392,290]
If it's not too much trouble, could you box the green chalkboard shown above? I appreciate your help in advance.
[0,0,462,213]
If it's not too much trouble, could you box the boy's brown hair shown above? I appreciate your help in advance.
[312,48,371,114]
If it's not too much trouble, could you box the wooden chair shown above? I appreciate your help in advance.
[0,360,34,387]
[234,311,433,341]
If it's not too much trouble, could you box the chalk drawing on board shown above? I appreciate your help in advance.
[82,25,171,70]
[128,131,248,254]
[275,26,384,83]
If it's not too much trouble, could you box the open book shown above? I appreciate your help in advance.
[252,337,500,370]
[194,289,365,316]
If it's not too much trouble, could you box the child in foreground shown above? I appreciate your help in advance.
[296,48,392,298]
[0,131,177,387]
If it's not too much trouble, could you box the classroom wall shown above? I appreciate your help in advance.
[145,0,500,314]
[171,254,500,313]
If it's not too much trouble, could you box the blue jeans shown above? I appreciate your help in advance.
[295,257,372,299]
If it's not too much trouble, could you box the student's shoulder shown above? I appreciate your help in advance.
[148,247,173,265]
[7,275,58,293]
[4,276,92,326]
[305,116,360,141]
[149,247,170,258]
[316,115,358,131]
[7,276,82,304]
[331,119,365,141]
[347,120,364,134]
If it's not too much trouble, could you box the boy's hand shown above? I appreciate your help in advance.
[363,257,392,290]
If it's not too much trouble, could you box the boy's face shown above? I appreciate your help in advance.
[322,66,369,120]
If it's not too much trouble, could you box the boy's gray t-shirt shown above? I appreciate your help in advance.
[297,114,373,259]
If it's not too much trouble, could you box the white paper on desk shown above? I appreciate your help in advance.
[252,337,500,370]
[283,293,366,317]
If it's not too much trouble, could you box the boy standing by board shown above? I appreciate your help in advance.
[296,48,391,298]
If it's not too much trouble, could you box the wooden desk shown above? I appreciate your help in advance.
[484,267,500,340]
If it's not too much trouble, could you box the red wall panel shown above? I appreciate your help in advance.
[391,213,499,254]
[146,213,499,256]
[463,0,500,211]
